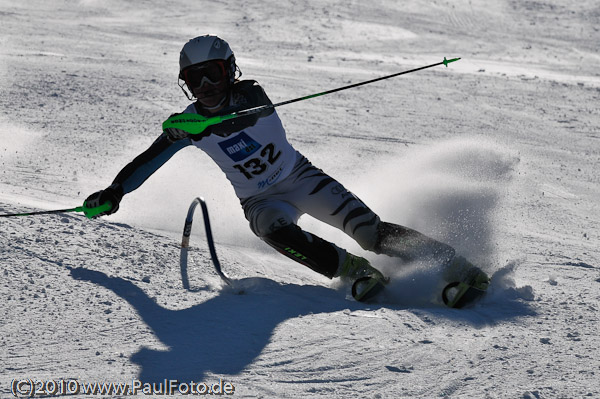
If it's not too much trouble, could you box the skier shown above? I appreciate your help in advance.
[84,35,488,302]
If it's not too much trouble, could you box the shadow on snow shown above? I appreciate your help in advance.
[69,267,361,383]
[69,265,537,383]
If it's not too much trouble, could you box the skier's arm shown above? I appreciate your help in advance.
[112,133,191,194]
[84,133,191,217]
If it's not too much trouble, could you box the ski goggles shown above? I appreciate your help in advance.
[181,60,228,88]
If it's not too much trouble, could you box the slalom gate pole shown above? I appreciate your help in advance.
[180,197,234,290]
[163,57,461,135]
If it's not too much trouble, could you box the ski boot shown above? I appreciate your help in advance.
[441,256,490,308]
[337,254,389,302]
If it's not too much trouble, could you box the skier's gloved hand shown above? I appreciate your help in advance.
[163,113,190,142]
[164,126,189,142]
[84,184,123,218]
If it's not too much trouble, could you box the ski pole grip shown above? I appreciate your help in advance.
[162,113,223,135]
[82,201,113,219]
[162,113,245,136]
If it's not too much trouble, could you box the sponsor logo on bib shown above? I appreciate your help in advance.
[218,132,262,162]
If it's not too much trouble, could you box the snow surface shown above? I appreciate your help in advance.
[1,0,599,398]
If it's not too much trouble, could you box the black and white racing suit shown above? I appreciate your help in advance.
[108,80,454,278]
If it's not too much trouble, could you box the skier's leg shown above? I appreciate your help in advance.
[289,163,456,264]
[275,164,390,294]
[374,221,489,291]
[243,196,344,278]
[373,221,455,264]
[277,157,488,300]
[288,161,380,251]
[244,195,383,282]
[261,222,387,302]
[262,223,386,286]
[262,224,343,278]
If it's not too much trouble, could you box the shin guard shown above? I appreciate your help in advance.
[262,224,343,278]
[373,222,455,264]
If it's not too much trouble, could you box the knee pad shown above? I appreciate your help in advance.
[249,204,299,237]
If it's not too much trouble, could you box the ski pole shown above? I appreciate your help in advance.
[163,57,461,135]
[0,202,112,219]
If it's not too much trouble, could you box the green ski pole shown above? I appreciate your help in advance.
[0,202,112,219]
[163,57,461,135]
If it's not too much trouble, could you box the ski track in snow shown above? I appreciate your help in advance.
[1,0,599,398]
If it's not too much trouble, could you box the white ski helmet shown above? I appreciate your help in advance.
[178,35,238,84]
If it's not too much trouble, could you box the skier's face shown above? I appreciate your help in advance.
[183,60,229,111]
[193,80,228,110]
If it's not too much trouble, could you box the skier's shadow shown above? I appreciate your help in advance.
[69,266,536,384]
[69,267,358,383]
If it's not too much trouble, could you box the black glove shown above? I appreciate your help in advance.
[164,126,189,142]
[164,112,190,142]
[84,184,123,218]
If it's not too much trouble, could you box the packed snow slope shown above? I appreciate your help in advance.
[1,0,599,398]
